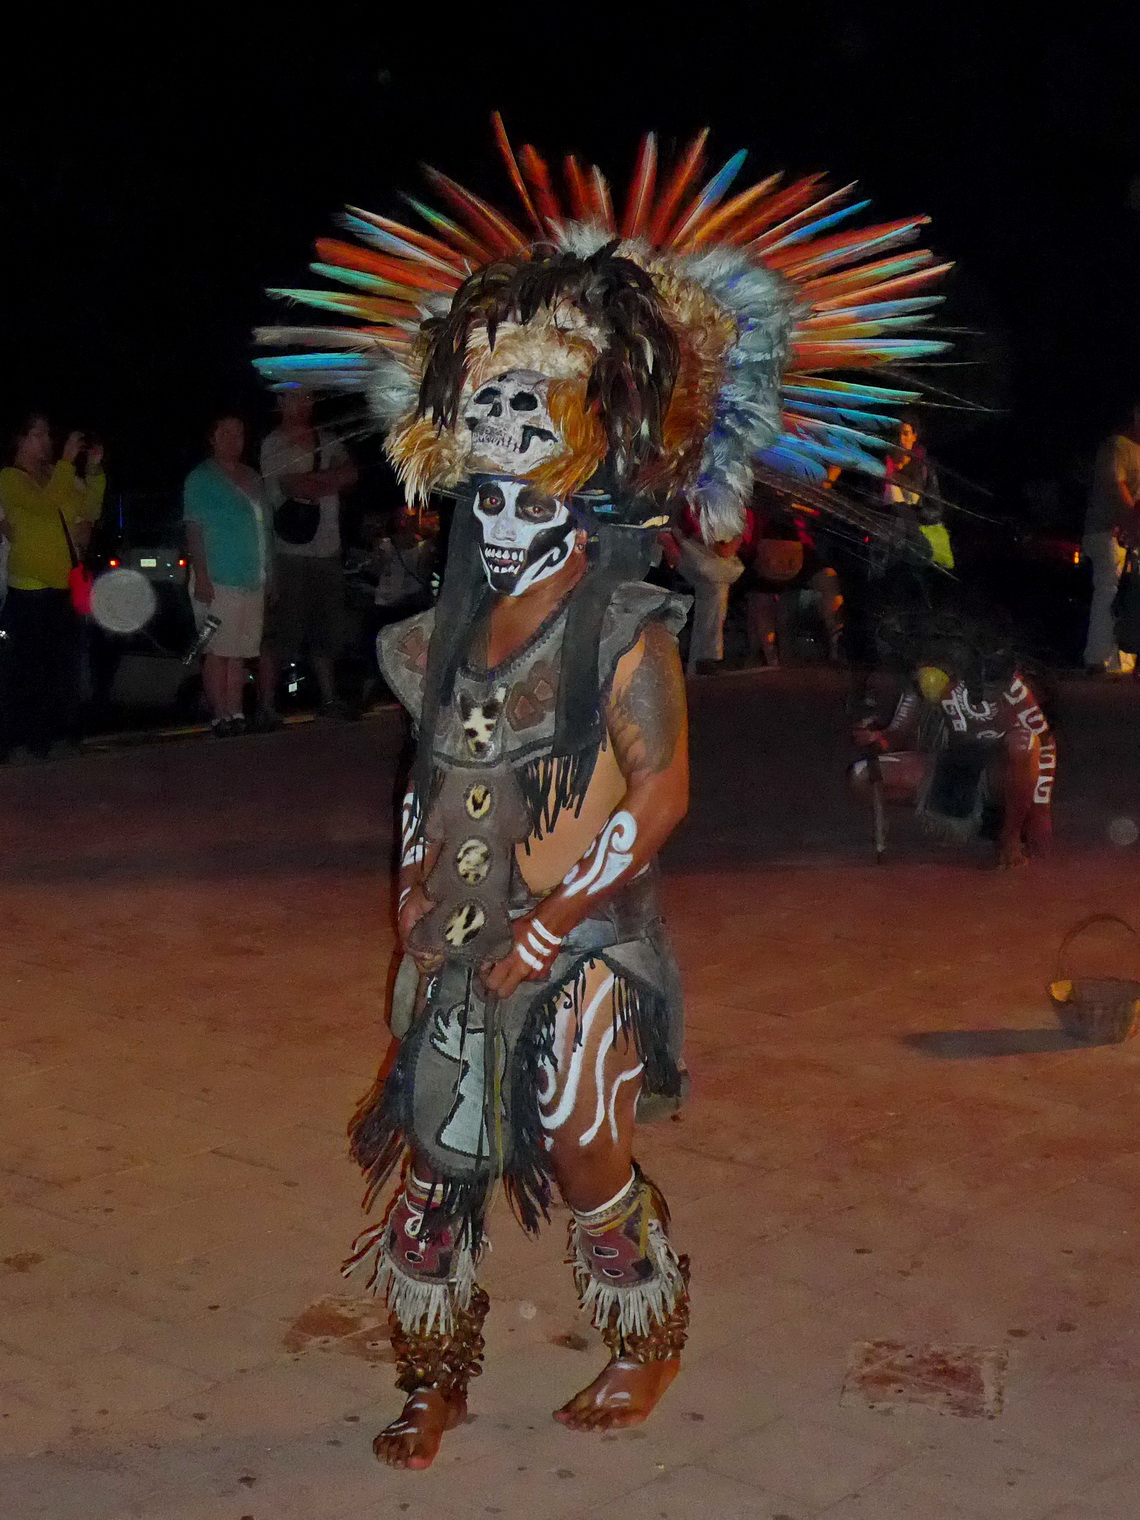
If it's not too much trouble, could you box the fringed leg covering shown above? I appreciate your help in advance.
[569,1166,690,1362]
[389,1285,490,1399]
[343,1171,480,1337]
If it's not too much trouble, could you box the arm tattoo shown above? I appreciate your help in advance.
[606,622,685,784]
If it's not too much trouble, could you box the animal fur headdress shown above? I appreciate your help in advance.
[257,116,952,540]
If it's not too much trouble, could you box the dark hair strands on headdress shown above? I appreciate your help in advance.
[417,244,681,496]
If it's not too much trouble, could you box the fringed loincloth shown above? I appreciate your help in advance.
[348,899,684,1251]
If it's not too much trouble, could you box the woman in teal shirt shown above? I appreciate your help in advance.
[183,415,269,736]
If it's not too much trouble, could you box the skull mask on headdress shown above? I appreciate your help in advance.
[472,477,575,596]
[464,370,561,477]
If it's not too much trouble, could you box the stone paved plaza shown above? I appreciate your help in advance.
[2,672,1140,1519]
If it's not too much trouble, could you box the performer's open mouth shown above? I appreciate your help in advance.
[483,545,528,572]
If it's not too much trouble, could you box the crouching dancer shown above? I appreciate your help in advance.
[851,634,1055,867]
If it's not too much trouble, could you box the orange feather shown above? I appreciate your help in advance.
[675,172,781,251]
[590,165,616,230]
[519,145,564,232]
[751,183,860,254]
[732,175,827,245]
[647,129,709,246]
[422,166,528,255]
[620,133,658,241]
[771,217,929,278]
[492,111,544,237]
[315,239,459,298]
[563,155,592,221]
[806,260,952,306]
[346,207,471,273]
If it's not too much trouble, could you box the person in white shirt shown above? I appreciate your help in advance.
[1083,403,1140,674]
[258,388,357,720]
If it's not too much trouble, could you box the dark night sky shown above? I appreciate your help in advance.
[2,6,1138,514]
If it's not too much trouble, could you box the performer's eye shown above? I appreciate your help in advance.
[477,486,505,514]
[518,492,560,524]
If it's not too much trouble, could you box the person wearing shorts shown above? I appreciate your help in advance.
[183,414,269,737]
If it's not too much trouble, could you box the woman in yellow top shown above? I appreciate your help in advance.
[0,415,105,760]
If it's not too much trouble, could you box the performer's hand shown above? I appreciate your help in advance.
[86,442,104,471]
[854,725,888,752]
[399,877,440,972]
[62,431,84,465]
[482,913,562,1001]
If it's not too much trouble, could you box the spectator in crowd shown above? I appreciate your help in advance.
[258,388,357,720]
[1082,401,1140,675]
[664,500,749,674]
[0,415,104,760]
[345,506,437,708]
[742,496,842,667]
[183,414,270,738]
[884,412,953,569]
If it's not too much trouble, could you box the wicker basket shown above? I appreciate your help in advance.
[1049,914,1140,1044]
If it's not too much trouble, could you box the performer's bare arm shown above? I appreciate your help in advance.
[395,786,443,972]
[855,689,920,751]
[483,622,689,999]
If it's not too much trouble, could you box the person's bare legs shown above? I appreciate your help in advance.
[810,568,843,661]
[541,962,684,1432]
[225,657,246,720]
[746,592,779,666]
[201,653,229,722]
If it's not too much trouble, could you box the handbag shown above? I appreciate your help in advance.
[59,512,94,616]
[273,441,324,546]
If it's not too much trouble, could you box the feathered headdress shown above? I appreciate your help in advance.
[256,117,952,540]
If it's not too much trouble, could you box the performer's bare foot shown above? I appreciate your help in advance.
[372,1388,466,1469]
[554,1356,680,1431]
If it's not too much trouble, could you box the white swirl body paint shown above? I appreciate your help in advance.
[400,791,425,868]
[537,974,615,1133]
[562,811,637,899]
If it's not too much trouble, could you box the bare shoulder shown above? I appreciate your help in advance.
[606,620,687,782]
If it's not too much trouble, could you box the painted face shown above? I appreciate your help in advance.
[472,478,575,596]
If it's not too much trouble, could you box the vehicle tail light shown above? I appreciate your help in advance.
[109,558,120,568]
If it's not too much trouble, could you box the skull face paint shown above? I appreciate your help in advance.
[472,478,575,596]
[464,370,560,475]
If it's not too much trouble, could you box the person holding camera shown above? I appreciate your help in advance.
[258,388,357,721]
[0,414,105,760]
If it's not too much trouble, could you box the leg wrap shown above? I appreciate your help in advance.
[389,1285,490,1398]
[569,1167,690,1360]
[343,1171,479,1337]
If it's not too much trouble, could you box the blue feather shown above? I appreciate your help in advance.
[761,198,872,253]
